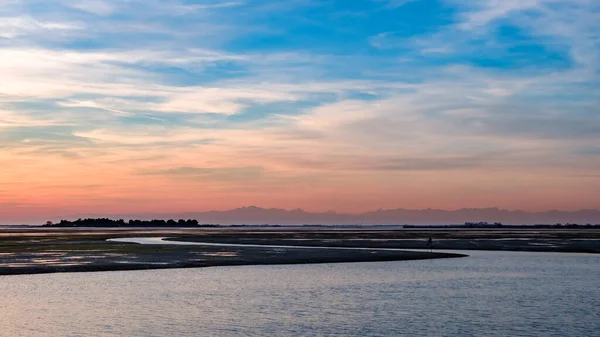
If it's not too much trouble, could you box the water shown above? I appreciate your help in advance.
[1,250,599,336]
[107,236,436,251]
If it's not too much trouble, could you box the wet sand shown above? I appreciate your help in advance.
[0,229,465,276]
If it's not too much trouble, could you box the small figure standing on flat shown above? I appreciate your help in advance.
[427,236,433,252]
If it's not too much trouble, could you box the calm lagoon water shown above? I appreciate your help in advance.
[1,250,599,336]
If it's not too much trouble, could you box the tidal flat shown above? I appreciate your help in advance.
[170,228,599,253]
[0,228,597,276]
[0,228,465,276]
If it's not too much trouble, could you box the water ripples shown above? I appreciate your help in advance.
[1,250,598,336]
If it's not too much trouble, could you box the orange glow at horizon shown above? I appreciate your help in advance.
[2,148,599,223]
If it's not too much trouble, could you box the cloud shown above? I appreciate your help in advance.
[158,87,298,114]
[144,166,264,181]
[72,128,213,145]
[1,47,402,115]
[66,0,116,16]
[0,16,82,38]
[455,0,545,30]
[177,2,244,11]
[0,107,65,127]
[57,100,134,116]
[371,0,600,77]
[139,0,245,16]
[67,61,599,175]
[451,0,600,70]
[369,32,406,49]
[0,48,261,114]
[1,0,599,214]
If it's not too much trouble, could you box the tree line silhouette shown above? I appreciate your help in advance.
[44,218,600,228]
[44,218,220,228]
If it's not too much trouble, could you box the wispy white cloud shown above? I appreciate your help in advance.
[0,16,83,38]
[158,87,298,114]
[455,0,545,30]
[73,128,209,145]
[65,0,117,16]
[372,0,600,77]
[0,107,64,127]
[56,100,135,116]
[373,0,418,9]
[452,0,600,70]
[0,45,418,116]
[171,1,244,12]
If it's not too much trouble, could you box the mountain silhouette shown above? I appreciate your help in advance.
[67,206,600,225]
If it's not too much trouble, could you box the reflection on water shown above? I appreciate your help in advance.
[107,236,433,252]
[1,250,598,336]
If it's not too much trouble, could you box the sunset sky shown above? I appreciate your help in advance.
[1,0,599,223]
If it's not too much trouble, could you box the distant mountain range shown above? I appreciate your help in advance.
[66,206,600,226]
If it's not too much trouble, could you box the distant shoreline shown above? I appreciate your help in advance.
[20,221,600,230]
[6,206,600,227]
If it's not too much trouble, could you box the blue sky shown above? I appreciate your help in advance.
[1,0,599,221]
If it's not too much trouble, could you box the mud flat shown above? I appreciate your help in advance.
[1,227,597,276]
[166,228,600,253]
[0,229,465,276]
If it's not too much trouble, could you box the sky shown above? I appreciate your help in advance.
[1,0,599,222]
